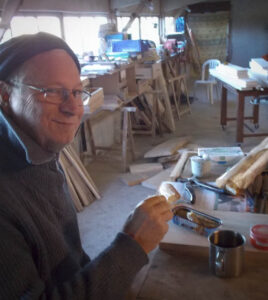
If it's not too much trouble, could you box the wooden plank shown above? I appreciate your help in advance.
[120,172,152,187]
[121,169,169,186]
[160,210,268,253]
[157,153,181,164]
[59,154,84,212]
[141,166,175,190]
[129,163,163,174]
[169,151,197,181]
[144,136,191,158]
[64,145,101,199]
[169,152,189,181]
[156,72,175,132]
[144,87,165,114]
[64,149,100,200]
[64,161,92,207]
[177,143,199,154]
[60,151,94,207]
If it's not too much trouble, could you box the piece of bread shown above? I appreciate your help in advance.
[158,182,181,205]
[225,181,243,196]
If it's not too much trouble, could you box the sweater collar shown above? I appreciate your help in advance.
[0,109,56,168]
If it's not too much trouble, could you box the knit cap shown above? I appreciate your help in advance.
[0,32,80,80]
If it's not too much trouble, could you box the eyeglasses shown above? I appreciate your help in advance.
[8,81,91,106]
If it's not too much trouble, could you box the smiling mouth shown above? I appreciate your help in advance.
[52,120,77,126]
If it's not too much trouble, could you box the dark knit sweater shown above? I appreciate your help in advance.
[0,109,148,299]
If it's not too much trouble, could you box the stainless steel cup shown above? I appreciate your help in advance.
[208,230,246,278]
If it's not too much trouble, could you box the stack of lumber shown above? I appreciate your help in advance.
[249,58,268,78]
[59,144,101,212]
[144,136,191,159]
[217,63,248,78]
[249,58,268,86]
[215,63,258,89]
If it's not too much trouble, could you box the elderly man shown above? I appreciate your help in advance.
[0,32,172,299]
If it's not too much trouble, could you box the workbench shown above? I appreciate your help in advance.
[210,69,268,144]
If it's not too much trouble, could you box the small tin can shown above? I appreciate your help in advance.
[172,206,222,236]
[250,224,268,250]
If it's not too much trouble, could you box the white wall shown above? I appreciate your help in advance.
[230,0,268,66]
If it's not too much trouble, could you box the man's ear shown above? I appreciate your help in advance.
[0,81,11,113]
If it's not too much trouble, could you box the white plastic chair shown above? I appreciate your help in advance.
[194,59,221,104]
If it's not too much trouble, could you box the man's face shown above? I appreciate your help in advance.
[8,49,84,152]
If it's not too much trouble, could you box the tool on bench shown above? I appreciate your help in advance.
[177,177,234,204]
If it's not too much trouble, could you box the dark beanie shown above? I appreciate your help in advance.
[0,32,80,80]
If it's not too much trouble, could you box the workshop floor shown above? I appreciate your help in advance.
[77,87,268,259]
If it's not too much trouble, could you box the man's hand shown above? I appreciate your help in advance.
[122,195,173,253]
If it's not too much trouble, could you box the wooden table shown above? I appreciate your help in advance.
[210,69,268,144]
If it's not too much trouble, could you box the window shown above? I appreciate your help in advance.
[117,16,160,45]
[164,17,175,35]
[117,17,140,40]
[63,16,108,56]
[140,17,159,46]
[0,28,12,44]
[10,16,61,38]
[37,16,61,37]
[11,16,38,36]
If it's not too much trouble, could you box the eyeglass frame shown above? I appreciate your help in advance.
[7,80,91,106]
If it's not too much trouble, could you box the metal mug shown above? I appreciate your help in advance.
[208,230,246,278]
